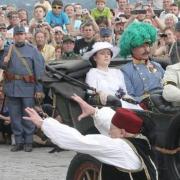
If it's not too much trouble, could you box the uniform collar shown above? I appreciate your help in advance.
[133,58,148,65]
[15,42,25,47]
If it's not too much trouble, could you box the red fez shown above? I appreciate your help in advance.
[111,108,143,134]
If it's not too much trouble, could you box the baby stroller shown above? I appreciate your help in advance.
[42,60,180,180]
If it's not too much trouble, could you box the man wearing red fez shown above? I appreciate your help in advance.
[23,94,157,180]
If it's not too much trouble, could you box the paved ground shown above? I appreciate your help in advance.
[0,145,75,180]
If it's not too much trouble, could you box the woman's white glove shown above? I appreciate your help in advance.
[98,91,108,105]
[122,94,138,104]
[123,94,135,100]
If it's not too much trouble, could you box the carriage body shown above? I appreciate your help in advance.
[42,60,180,180]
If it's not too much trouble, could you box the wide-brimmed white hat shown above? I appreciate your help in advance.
[82,42,120,60]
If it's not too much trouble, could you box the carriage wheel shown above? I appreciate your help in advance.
[165,113,180,180]
[66,153,101,180]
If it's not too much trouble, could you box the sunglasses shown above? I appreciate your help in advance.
[55,30,62,34]
[52,6,62,10]
[115,17,126,23]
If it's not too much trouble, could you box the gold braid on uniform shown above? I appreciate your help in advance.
[163,81,177,87]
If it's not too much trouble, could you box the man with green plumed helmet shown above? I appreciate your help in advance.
[120,22,165,103]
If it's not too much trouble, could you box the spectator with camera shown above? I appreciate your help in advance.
[29,5,47,34]
[35,0,52,12]
[80,8,99,32]
[125,5,165,33]
[162,23,180,106]
[73,3,83,21]
[114,16,127,45]
[114,0,128,17]
[0,23,12,47]
[18,9,29,25]
[123,4,148,29]
[52,26,64,47]
[152,28,176,65]
[63,4,82,37]
[0,6,8,25]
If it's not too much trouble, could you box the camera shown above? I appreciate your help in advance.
[159,33,167,38]
[131,9,147,15]
[82,9,88,15]
[36,23,43,28]
[0,5,7,11]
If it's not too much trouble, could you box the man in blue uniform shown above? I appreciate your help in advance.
[120,22,165,103]
[0,25,45,152]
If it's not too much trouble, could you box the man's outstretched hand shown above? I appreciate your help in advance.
[23,107,44,128]
[71,94,96,121]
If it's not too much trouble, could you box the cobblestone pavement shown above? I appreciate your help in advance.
[0,145,75,180]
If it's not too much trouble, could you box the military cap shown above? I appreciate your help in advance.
[13,25,25,35]
[63,35,75,43]
[100,28,112,37]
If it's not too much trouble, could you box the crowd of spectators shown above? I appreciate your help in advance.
[0,0,179,62]
[0,0,179,150]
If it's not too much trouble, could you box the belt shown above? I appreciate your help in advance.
[4,71,36,83]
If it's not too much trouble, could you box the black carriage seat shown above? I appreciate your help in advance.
[148,91,180,114]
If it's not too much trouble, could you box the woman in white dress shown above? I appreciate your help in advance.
[83,41,142,110]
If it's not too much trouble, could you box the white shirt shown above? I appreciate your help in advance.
[86,68,127,96]
[86,68,142,110]
[42,107,142,170]
[162,63,180,106]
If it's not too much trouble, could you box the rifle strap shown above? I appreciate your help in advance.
[13,46,33,76]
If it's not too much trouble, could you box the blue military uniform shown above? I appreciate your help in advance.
[0,26,45,149]
[121,60,164,102]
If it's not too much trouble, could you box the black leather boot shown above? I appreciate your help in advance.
[24,143,33,152]
[11,144,24,152]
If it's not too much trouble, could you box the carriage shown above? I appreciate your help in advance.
[41,59,180,180]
